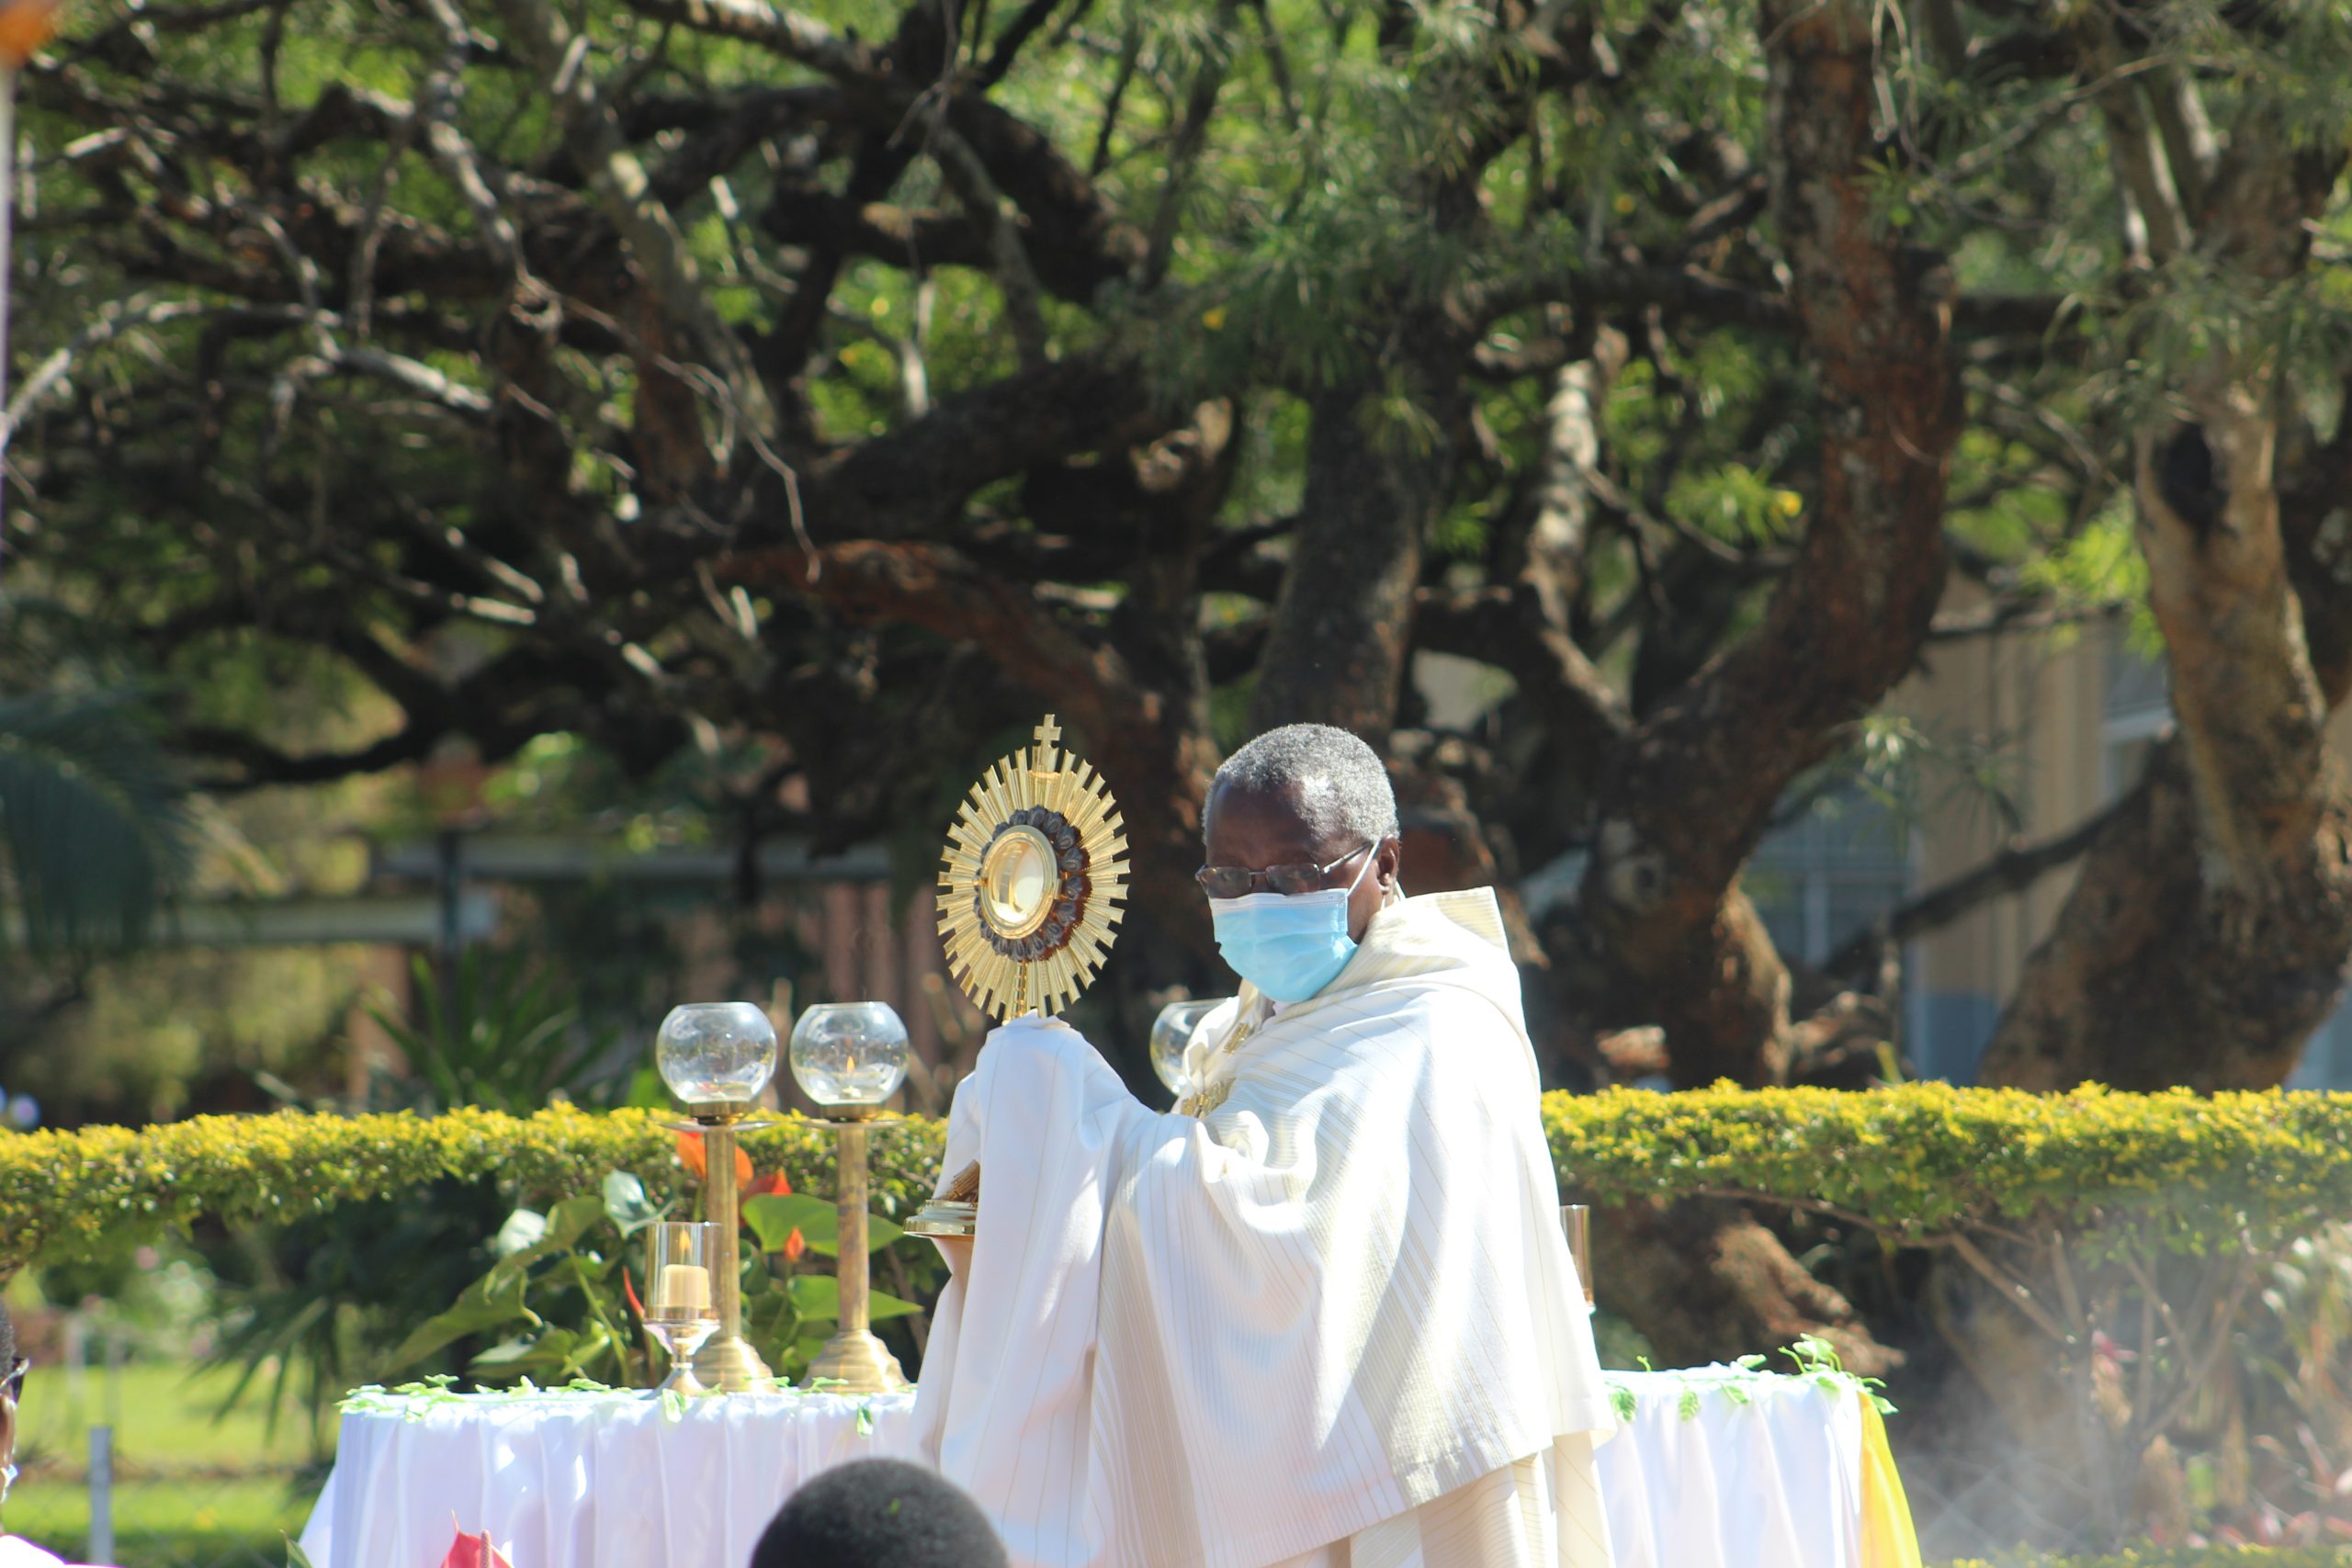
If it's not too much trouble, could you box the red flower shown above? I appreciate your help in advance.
[439,1527,514,1568]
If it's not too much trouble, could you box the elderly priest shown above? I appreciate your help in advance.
[911,723,1615,1568]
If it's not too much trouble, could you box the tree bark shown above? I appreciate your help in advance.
[1558,0,1960,1089]
[1250,348,1462,742]
[1980,111,2352,1092]
[1599,1200,1899,1378]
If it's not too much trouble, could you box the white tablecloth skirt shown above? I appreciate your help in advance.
[300,1371,1871,1568]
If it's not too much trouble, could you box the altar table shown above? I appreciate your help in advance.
[298,1368,1919,1568]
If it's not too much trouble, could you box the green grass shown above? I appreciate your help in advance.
[17,1359,333,1473]
[6,1477,317,1568]
[8,1361,322,1567]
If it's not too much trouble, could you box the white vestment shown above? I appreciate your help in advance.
[911,888,1617,1568]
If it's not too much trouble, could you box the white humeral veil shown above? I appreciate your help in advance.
[910,888,1617,1568]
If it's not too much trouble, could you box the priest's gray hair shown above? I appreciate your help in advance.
[1211,723,1401,847]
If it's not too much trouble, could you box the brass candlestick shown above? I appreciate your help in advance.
[690,1109,774,1391]
[789,1002,911,1395]
[802,1117,909,1394]
[656,1001,782,1393]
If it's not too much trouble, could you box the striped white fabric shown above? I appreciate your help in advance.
[912,889,1617,1568]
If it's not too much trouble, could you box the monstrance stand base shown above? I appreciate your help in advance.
[804,1329,909,1395]
[905,1155,980,1237]
[904,1199,977,1238]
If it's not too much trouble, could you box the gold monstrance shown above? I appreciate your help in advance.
[905,716,1126,1238]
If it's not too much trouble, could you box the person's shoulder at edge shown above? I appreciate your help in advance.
[0,1536,69,1567]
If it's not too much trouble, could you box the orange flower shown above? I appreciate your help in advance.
[675,1131,752,1186]
[0,0,62,70]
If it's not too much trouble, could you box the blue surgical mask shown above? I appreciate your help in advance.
[1210,848,1378,1003]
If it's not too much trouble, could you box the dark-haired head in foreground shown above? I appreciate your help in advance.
[752,1459,1006,1568]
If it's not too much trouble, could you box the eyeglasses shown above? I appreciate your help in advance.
[1195,841,1374,901]
[6,1357,27,1405]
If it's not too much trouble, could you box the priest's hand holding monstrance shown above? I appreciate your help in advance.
[906,716,1127,1239]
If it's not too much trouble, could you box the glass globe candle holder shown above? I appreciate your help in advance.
[656,1003,779,1392]
[1149,998,1227,1100]
[790,1003,911,1395]
[788,1001,910,1118]
[656,1000,778,1113]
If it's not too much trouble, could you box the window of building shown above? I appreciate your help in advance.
[1746,792,1911,966]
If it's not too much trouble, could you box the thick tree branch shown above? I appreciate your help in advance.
[786,355,1157,544]
[494,0,777,443]
[1822,796,2130,981]
[1413,584,1629,771]
[617,0,881,81]
[925,121,1050,367]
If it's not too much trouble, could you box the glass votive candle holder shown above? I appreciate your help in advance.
[644,1220,720,1393]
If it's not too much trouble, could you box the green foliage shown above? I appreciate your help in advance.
[0,689,192,960]
[198,1179,505,1448]
[743,1191,904,1258]
[386,1169,921,1387]
[368,951,628,1115]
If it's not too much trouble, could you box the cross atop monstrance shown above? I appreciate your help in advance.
[909,713,1128,1238]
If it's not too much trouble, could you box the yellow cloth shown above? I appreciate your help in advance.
[1857,1396,1923,1568]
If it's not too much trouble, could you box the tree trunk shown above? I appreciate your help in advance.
[1250,351,1461,742]
[1559,0,1960,1089]
[1599,1199,1899,1378]
[1980,113,2352,1092]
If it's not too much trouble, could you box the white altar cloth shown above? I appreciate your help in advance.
[299,1369,1895,1568]
[298,1388,921,1568]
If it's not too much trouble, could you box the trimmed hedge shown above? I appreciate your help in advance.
[1546,1083,2352,1240]
[0,1105,946,1273]
[4,1083,2350,1271]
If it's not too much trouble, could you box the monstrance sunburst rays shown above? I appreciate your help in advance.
[935,715,1127,1021]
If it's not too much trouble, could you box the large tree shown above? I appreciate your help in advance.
[12,0,2352,1367]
